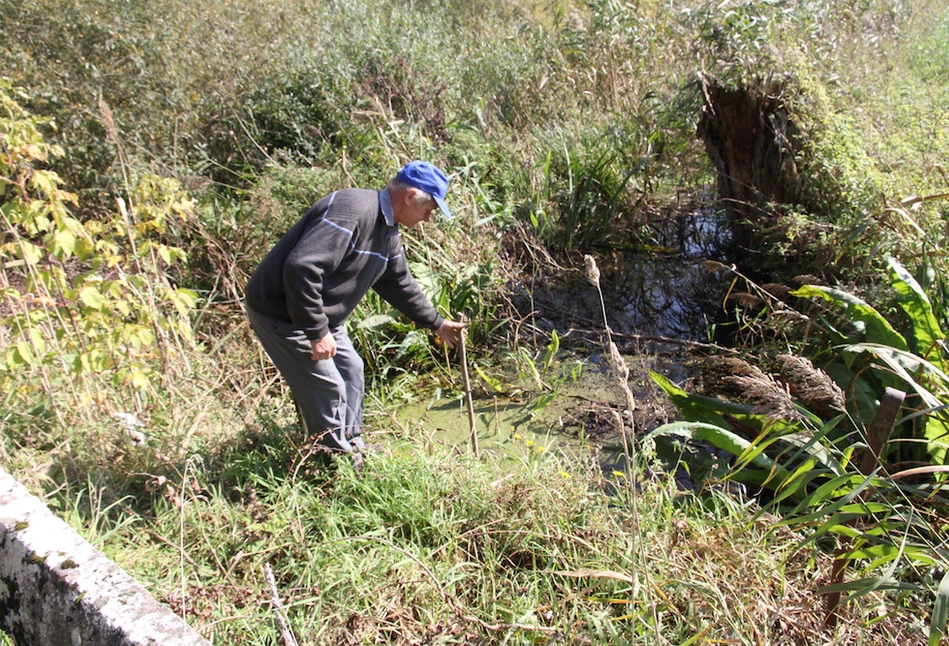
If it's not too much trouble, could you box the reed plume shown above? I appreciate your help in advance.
[582,254,659,642]
[776,353,846,419]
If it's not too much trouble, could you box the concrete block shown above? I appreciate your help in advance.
[0,466,211,645]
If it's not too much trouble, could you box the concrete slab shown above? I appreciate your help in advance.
[0,466,211,645]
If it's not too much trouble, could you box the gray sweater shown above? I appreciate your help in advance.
[245,188,444,341]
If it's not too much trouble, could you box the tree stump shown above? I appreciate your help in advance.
[697,73,804,253]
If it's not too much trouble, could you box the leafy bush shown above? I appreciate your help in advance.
[0,81,197,422]
[648,253,949,640]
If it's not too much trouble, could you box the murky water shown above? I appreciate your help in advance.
[393,205,733,468]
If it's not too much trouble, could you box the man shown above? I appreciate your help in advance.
[245,161,466,469]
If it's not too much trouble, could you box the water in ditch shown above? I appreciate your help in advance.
[391,201,733,473]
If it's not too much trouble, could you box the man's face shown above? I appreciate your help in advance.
[394,189,438,228]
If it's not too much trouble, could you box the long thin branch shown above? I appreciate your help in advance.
[264,564,299,646]
[458,314,479,458]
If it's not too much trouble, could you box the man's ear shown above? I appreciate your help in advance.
[403,187,420,204]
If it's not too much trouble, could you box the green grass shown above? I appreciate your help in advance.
[57,425,928,644]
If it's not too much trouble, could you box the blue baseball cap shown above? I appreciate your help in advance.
[395,161,453,219]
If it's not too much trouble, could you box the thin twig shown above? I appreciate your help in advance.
[264,563,300,646]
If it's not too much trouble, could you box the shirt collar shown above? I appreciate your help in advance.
[379,189,396,227]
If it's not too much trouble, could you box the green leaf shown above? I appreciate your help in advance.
[888,257,945,362]
[29,328,46,356]
[18,240,43,265]
[50,230,76,258]
[645,421,792,482]
[30,169,60,198]
[531,391,556,411]
[649,371,750,428]
[130,369,150,390]
[519,347,544,389]
[852,344,949,410]
[847,544,937,567]
[786,472,868,517]
[14,342,33,366]
[791,284,908,350]
[77,350,108,374]
[168,246,188,264]
[176,318,193,340]
[542,329,560,376]
[836,502,890,515]
[78,285,107,311]
[817,576,921,595]
[167,287,197,317]
[74,234,95,260]
[409,262,441,303]
[930,569,949,646]
[474,364,505,393]
[825,361,878,427]
[769,463,826,506]
[394,330,425,362]
[925,417,949,466]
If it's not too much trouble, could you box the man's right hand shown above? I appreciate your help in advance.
[311,333,337,360]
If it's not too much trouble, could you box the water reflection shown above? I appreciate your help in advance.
[530,207,731,344]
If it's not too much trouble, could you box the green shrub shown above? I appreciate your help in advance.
[0,81,197,423]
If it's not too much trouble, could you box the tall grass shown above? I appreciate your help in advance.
[4,0,947,267]
[648,251,949,642]
[63,431,926,644]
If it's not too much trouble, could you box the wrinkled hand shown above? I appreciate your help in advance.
[435,319,466,349]
[311,333,337,360]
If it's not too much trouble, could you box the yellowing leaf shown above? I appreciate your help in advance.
[50,230,76,258]
[30,169,59,197]
[29,328,46,355]
[130,369,150,390]
[176,319,193,340]
[19,241,43,265]
[78,285,107,310]
[15,342,33,366]
[167,287,197,316]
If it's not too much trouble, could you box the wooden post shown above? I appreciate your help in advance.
[825,387,905,625]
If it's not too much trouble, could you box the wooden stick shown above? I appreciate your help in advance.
[824,387,905,626]
[457,315,479,458]
[264,564,299,646]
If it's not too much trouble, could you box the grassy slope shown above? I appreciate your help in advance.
[62,433,925,644]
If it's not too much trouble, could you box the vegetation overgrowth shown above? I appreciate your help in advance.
[2,0,949,642]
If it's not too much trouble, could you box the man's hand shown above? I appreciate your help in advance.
[435,319,466,349]
[311,333,337,360]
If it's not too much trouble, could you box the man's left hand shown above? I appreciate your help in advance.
[435,319,466,349]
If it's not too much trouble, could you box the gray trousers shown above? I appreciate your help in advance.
[247,307,365,455]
